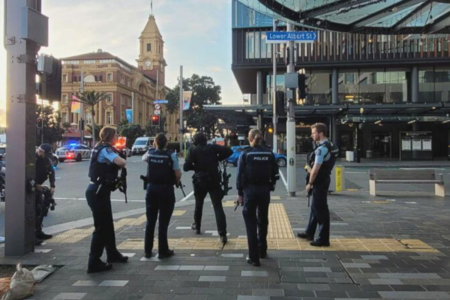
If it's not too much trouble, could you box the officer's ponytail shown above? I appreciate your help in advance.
[97,126,117,147]
[249,129,263,147]
[155,133,168,150]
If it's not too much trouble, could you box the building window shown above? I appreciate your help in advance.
[147,43,151,52]
[63,74,68,82]
[86,112,92,124]
[106,111,112,125]
[246,32,255,59]
[120,77,125,84]
[306,70,332,105]
[73,76,77,82]
[107,73,113,81]
[83,60,95,64]
[338,71,359,103]
[107,93,113,103]
[94,75,98,82]
[61,112,68,123]
[62,94,68,104]
[99,75,103,82]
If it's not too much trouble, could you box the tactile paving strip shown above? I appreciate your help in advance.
[268,203,295,239]
[117,237,439,253]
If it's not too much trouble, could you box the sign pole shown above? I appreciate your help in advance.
[286,22,297,197]
[272,19,278,153]
[179,66,183,156]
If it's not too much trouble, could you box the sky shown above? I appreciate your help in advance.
[0,0,243,126]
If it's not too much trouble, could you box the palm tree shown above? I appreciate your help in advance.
[74,91,110,146]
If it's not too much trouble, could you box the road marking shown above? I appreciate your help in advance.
[180,191,194,202]
[279,170,288,191]
[54,197,145,203]
[345,172,365,174]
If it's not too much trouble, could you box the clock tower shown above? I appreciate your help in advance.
[137,14,166,85]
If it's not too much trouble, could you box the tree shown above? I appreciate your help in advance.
[73,91,110,146]
[117,121,144,149]
[36,105,64,146]
[167,74,222,139]
[86,123,103,144]
[62,122,71,131]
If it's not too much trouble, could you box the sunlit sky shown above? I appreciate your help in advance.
[0,0,242,127]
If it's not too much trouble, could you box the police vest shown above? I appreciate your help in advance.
[191,145,220,180]
[88,144,120,184]
[308,141,338,184]
[244,146,273,185]
[146,149,174,185]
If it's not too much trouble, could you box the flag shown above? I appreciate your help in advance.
[71,101,80,114]
[182,91,192,111]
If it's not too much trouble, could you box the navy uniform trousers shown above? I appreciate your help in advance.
[193,181,227,236]
[305,176,331,243]
[145,184,175,255]
[242,185,270,263]
[86,183,121,266]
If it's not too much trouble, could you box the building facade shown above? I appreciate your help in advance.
[60,15,179,142]
[230,0,450,160]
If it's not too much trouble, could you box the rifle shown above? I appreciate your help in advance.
[220,161,232,195]
[115,148,128,204]
[117,167,128,203]
[176,181,186,197]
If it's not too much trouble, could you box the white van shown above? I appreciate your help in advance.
[132,137,154,155]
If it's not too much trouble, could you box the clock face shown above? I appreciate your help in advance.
[145,60,152,67]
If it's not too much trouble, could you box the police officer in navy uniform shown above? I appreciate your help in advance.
[86,126,128,273]
[35,143,56,245]
[184,132,232,243]
[297,123,337,247]
[237,129,279,266]
[142,133,181,259]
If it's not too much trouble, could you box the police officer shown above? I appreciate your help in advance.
[35,143,56,245]
[297,123,337,247]
[86,126,128,273]
[236,129,279,266]
[184,132,232,243]
[142,133,181,259]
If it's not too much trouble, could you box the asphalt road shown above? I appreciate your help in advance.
[1,153,449,236]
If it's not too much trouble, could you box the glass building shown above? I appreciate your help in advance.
[226,0,450,159]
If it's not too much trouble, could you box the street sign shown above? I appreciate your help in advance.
[154,99,168,104]
[154,109,160,115]
[266,31,317,43]
[155,104,161,110]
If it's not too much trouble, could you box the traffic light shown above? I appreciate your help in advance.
[268,127,273,134]
[275,91,285,116]
[36,118,43,129]
[298,73,308,100]
[78,119,85,131]
[151,115,160,126]
[37,55,62,101]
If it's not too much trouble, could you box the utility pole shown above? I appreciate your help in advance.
[80,71,84,144]
[286,22,297,196]
[5,0,47,255]
[272,19,278,153]
[179,66,183,156]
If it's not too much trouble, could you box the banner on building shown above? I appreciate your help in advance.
[71,101,80,114]
[126,109,133,123]
[183,91,192,111]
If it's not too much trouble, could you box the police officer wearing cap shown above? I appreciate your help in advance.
[236,129,279,267]
[297,123,337,247]
[85,126,128,274]
[35,143,56,245]
[142,133,181,259]
[184,132,232,243]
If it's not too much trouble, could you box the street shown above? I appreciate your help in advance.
[1,154,450,236]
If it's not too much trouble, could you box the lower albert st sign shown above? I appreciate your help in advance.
[266,31,317,43]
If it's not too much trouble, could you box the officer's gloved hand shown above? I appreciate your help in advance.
[118,149,127,159]
[270,184,276,192]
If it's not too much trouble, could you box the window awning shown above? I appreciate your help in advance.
[238,0,450,34]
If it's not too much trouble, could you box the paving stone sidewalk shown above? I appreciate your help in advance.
[2,184,450,300]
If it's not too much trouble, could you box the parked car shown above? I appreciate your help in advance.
[56,144,92,162]
[226,145,287,167]
[132,137,154,155]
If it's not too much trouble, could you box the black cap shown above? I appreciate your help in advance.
[39,143,53,157]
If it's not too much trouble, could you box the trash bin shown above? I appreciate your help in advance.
[366,150,373,159]
[346,151,354,162]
